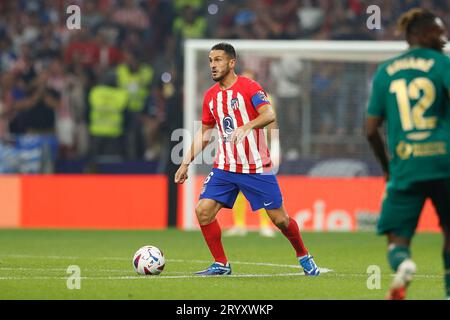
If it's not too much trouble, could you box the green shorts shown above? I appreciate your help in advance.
[377,178,450,239]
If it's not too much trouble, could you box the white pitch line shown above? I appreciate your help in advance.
[0,255,443,279]
[0,254,82,260]
[0,273,443,281]
[0,267,129,273]
[0,267,189,276]
[0,254,334,280]
[0,270,440,279]
[0,254,304,269]
[0,269,334,281]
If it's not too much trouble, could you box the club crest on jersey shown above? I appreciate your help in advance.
[230,98,240,110]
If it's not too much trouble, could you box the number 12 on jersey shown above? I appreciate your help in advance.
[390,77,437,131]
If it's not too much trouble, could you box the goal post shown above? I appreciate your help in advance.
[181,39,449,231]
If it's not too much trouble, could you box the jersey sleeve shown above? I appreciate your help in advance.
[367,67,386,118]
[201,94,216,126]
[248,80,271,110]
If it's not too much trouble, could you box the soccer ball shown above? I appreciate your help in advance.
[133,245,165,275]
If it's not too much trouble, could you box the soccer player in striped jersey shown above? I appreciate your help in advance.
[224,69,278,238]
[366,9,450,300]
[175,42,319,276]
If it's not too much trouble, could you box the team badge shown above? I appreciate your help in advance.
[230,98,240,110]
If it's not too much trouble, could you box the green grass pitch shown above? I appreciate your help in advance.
[0,229,445,300]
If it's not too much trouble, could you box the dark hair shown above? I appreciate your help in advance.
[397,8,438,37]
[211,42,236,59]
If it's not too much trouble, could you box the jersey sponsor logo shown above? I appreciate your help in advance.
[396,141,414,160]
[222,116,235,135]
[396,140,447,160]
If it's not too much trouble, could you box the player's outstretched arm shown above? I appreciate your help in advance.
[174,124,215,184]
[231,104,276,144]
[366,116,390,181]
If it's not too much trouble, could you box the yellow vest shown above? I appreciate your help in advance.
[89,86,128,137]
[173,16,206,39]
[174,0,203,12]
[116,64,153,112]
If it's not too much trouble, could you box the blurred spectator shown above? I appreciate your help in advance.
[0,72,17,140]
[64,29,100,68]
[11,43,38,85]
[94,29,124,70]
[297,0,326,36]
[35,26,62,70]
[116,50,153,112]
[256,0,299,39]
[87,72,129,163]
[115,50,154,159]
[230,2,258,39]
[335,63,368,135]
[8,71,59,136]
[269,57,303,160]
[214,2,240,38]
[151,37,177,83]
[172,5,207,39]
[174,0,204,12]
[0,35,17,73]
[310,63,339,135]
[81,0,104,31]
[112,0,150,31]
[46,58,78,159]
[142,84,166,161]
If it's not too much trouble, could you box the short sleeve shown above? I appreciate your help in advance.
[367,67,386,118]
[201,94,216,126]
[248,80,271,110]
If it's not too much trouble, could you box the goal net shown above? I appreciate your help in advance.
[180,40,449,231]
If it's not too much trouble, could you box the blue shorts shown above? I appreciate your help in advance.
[199,168,283,211]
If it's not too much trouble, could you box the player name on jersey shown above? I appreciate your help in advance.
[387,57,435,75]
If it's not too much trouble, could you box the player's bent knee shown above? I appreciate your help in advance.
[268,212,290,229]
[274,217,290,230]
[195,202,216,225]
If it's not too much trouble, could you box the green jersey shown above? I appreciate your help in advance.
[367,48,450,189]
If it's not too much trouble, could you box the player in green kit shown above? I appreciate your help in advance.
[366,8,450,300]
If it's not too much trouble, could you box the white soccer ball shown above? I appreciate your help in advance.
[133,245,165,275]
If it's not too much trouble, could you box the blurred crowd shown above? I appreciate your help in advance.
[0,0,449,173]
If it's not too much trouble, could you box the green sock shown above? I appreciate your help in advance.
[444,251,450,299]
[388,245,411,272]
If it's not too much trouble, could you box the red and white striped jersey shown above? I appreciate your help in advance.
[202,76,273,174]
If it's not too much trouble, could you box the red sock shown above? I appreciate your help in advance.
[200,219,228,265]
[281,218,308,257]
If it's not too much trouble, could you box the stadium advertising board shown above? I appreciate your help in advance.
[178,176,439,233]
